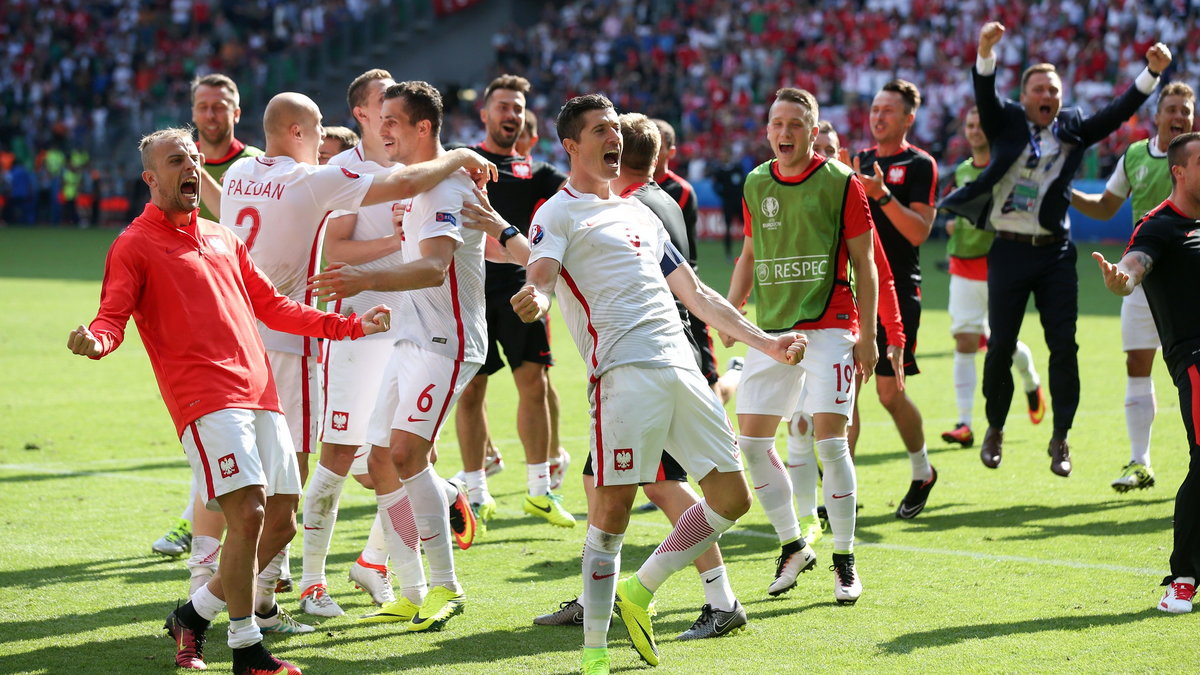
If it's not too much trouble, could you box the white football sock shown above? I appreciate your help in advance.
[402,466,458,591]
[908,444,932,482]
[739,435,800,543]
[300,463,346,590]
[527,461,550,497]
[227,615,262,649]
[1012,340,1039,392]
[699,564,736,612]
[190,581,226,621]
[636,500,733,592]
[254,549,285,614]
[361,512,389,567]
[464,469,489,504]
[953,351,976,426]
[376,485,428,605]
[1126,376,1156,467]
[817,437,857,553]
[582,526,623,649]
[785,413,819,519]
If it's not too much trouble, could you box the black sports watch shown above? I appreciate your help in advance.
[498,225,521,246]
[876,191,893,206]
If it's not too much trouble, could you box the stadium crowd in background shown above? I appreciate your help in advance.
[4,0,1200,228]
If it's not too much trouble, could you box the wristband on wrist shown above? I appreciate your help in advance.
[877,191,893,206]
[1148,67,1161,77]
[498,225,521,246]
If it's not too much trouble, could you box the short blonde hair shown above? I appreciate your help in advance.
[618,113,661,174]
[323,126,360,152]
[139,126,195,170]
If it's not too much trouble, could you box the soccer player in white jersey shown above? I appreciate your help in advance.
[308,81,490,633]
[218,91,496,630]
[496,94,806,674]
[296,69,417,618]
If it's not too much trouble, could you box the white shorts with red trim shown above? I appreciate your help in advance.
[737,329,858,419]
[350,445,372,476]
[181,408,300,510]
[321,334,394,446]
[948,274,989,336]
[1121,285,1161,352]
[590,364,741,487]
[266,349,322,454]
[367,340,482,445]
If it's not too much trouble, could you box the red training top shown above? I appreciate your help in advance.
[88,203,365,436]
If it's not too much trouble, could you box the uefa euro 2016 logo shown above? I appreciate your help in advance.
[761,196,780,219]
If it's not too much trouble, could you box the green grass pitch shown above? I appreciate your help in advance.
[0,228,1194,673]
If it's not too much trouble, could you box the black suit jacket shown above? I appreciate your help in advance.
[940,66,1151,235]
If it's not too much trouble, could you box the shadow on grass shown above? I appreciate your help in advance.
[856,497,1174,541]
[878,607,1162,654]
[0,555,190,591]
[296,623,582,672]
[0,460,189,484]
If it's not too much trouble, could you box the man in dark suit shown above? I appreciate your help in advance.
[940,21,1172,477]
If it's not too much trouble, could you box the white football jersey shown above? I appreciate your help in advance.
[527,183,695,380]
[392,170,487,364]
[220,155,374,354]
[327,146,408,322]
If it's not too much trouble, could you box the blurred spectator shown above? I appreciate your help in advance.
[492,0,1199,190]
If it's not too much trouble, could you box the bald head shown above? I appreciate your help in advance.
[263,92,325,163]
[264,92,320,138]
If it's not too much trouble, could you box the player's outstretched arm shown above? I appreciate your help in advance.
[67,325,103,357]
[847,229,879,382]
[324,213,403,266]
[1071,189,1124,221]
[462,187,530,266]
[1092,251,1149,296]
[362,148,498,206]
[719,235,756,347]
[309,236,457,301]
[511,258,560,323]
[667,262,805,365]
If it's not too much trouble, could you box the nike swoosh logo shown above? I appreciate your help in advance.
[303,525,323,530]
[835,397,849,404]
[537,474,547,479]
[526,499,552,513]
[754,483,769,490]
[897,505,921,518]
[411,612,427,624]
[539,350,552,357]
[832,492,853,499]
[165,245,189,255]
[407,415,429,423]
[419,534,440,542]
[592,571,616,580]
[715,616,734,632]
[704,577,719,584]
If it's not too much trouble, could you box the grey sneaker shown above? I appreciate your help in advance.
[675,601,747,639]
[533,597,584,626]
[152,518,192,557]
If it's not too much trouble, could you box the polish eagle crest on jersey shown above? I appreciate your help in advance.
[218,454,240,478]
[614,448,633,471]
[887,165,907,184]
[331,411,349,431]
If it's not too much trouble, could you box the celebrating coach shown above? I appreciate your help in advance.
[941,21,1171,477]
